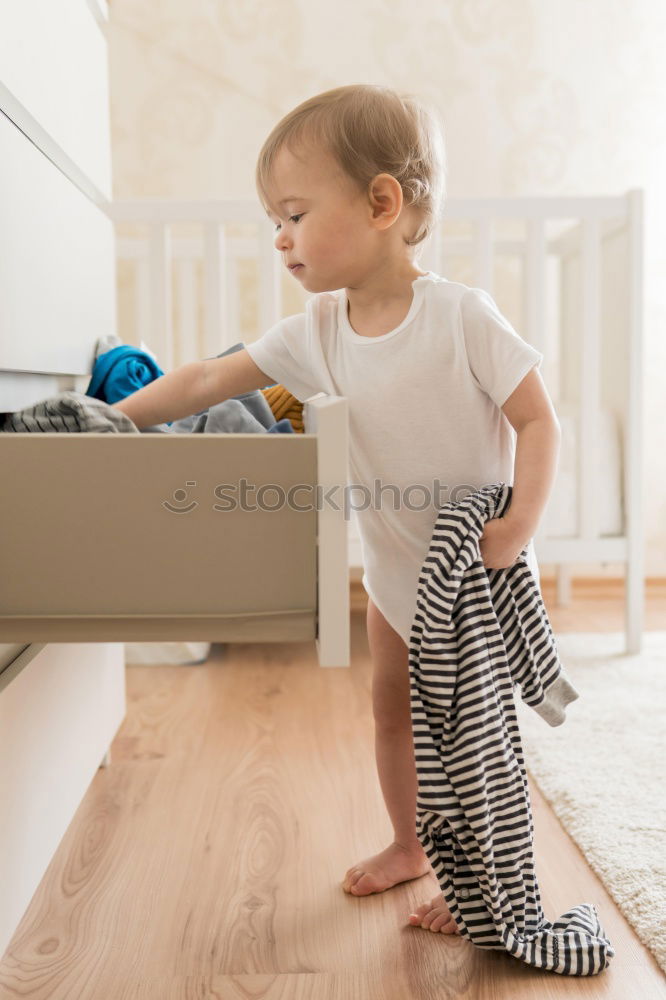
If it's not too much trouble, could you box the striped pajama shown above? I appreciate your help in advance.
[408,483,615,975]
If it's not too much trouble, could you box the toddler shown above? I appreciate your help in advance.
[113,84,561,936]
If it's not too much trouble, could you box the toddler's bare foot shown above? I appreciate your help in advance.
[342,841,431,895]
[408,892,461,934]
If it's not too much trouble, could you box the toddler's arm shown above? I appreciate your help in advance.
[111,350,273,430]
[501,367,561,543]
[479,367,560,569]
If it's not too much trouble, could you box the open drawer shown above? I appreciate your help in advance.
[0,394,350,666]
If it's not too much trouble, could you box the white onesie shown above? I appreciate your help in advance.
[245,272,543,645]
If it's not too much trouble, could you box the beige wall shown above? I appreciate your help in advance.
[107,0,666,576]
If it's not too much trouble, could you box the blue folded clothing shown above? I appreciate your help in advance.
[86,345,164,405]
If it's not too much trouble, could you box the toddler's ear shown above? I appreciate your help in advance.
[368,173,403,229]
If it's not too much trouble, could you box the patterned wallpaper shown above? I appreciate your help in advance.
[106,0,666,574]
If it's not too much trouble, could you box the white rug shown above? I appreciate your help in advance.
[515,631,666,974]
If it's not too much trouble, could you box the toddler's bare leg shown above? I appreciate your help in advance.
[342,598,461,934]
[342,597,430,894]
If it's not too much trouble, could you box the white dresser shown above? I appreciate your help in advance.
[0,0,353,958]
[0,0,126,958]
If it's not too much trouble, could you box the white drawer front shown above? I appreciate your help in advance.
[0,641,125,959]
[0,0,111,196]
[0,114,116,376]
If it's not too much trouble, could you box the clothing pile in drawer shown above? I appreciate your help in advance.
[0,338,305,435]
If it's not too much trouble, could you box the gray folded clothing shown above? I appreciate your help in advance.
[169,397,273,434]
[0,391,139,433]
[138,340,279,435]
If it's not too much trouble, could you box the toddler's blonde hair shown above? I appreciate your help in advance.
[256,84,446,247]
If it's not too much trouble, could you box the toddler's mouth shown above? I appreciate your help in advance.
[287,263,303,273]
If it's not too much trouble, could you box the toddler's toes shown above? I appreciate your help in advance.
[341,866,361,893]
[408,902,432,928]
[345,869,380,895]
[429,912,458,934]
[408,893,460,935]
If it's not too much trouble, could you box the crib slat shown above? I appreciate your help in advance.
[134,252,151,352]
[473,219,493,293]
[225,249,240,356]
[431,226,443,275]
[203,223,227,358]
[258,226,283,333]
[625,189,645,651]
[523,219,547,356]
[148,224,172,370]
[437,230,448,279]
[579,218,601,540]
[442,196,626,219]
[176,257,197,365]
[418,229,442,276]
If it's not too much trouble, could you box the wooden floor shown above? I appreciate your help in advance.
[0,586,664,999]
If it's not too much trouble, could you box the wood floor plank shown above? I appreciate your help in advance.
[0,603,664,999]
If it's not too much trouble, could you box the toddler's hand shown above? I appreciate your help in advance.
[478,516,527,570]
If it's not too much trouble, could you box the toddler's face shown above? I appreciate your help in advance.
[264,144,376,293]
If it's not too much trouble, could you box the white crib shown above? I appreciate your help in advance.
[109,192,645,654]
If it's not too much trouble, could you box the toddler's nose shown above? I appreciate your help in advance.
[274,229,292,252]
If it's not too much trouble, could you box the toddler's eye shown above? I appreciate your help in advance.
[274,214,303,232]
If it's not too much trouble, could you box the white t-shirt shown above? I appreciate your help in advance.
[245,272,543,645]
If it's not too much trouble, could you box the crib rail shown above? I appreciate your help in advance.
[105,192,644,651]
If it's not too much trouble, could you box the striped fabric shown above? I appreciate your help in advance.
[409,483,615,975]
[0,392,138,434]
